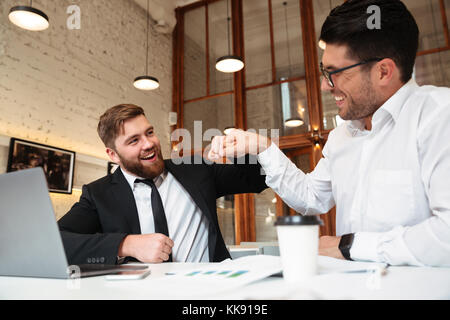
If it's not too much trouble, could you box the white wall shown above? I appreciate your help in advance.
[0,0,173,217]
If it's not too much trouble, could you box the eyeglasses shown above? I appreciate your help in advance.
[320,58,382,88]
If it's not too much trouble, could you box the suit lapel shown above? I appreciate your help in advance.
[108,162,215,243]
[165,159,217,261]
[110,168,141,234]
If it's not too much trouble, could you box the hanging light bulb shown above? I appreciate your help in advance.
[285,117,304,127]
[318,39,326,50]
[309,128,323,148]
[216,55,244,73]
[8,1,49,31]
[134,0,159,90]
[215,0,244,73]
[133,76,159,90]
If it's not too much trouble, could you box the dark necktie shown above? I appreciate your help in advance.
[135,178,172,262]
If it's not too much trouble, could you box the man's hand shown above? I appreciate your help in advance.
[319,236,344,259]
[118,233,174,263]
[208,129,271,160]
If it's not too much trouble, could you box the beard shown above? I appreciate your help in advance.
[339,75,382,121]
[117,148,165,179]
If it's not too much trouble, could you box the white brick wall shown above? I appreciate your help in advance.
[0,0,172,158]
[0,0,173,217]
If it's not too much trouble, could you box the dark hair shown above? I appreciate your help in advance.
[319,0,419,83]
[97,104,145,149]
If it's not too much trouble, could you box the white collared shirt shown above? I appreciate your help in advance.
[121,168,209,262]
[258,79,450,267]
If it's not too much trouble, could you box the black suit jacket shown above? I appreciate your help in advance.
[58,155,267,265]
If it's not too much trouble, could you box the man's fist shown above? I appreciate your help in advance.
[208,129,271,160]
[118,233,174,263]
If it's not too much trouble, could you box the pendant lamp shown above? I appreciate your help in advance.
[215,0,244,73]
[134,0,159,90]
[285,117,304,127]
[281,1,303,128]
[9,1,49,31]
[318,39,326,50]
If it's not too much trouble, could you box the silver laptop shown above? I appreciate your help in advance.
[0,167,147,279]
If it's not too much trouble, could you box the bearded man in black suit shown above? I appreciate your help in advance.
[58,104,267,265]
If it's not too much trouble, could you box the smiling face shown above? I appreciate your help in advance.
[107,114,164,179]
[320,44,383,121]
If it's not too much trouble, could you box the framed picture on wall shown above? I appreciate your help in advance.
[6,138,76,194]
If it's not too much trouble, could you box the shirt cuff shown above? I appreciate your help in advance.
[257,142,283,175]
[350,232,381,262]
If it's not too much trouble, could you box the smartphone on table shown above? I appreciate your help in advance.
[105,268,151,280]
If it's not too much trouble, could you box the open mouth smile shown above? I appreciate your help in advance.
[140,151,157,161]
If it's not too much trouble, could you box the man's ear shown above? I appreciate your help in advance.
[376,58,397,86]
[106,147,120,165]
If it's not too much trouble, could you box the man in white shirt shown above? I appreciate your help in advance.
[209,0,450,267]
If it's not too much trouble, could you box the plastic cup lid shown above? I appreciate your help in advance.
[274,215,324,226]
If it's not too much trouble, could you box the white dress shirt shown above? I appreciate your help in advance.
[258,79,450,267]
[121,168,210,262]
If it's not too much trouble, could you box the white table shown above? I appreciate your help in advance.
[1,258,449,300]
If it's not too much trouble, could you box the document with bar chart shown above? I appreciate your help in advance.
[172,255,282,286]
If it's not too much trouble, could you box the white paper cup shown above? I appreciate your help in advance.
[275,215,323,283]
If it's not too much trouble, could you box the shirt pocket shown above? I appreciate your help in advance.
[366,169,414,230]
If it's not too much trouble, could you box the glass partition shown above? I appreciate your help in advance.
[404,0,447,51]
[447,0,450,34]
[183,94,234,150]
[217,195,235,245]
[243,0,272,87]
[184,6,207,101]
[246,80,310,136]
[254,189,278,242]
[415,50,450,86]
[272,0,304,80]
